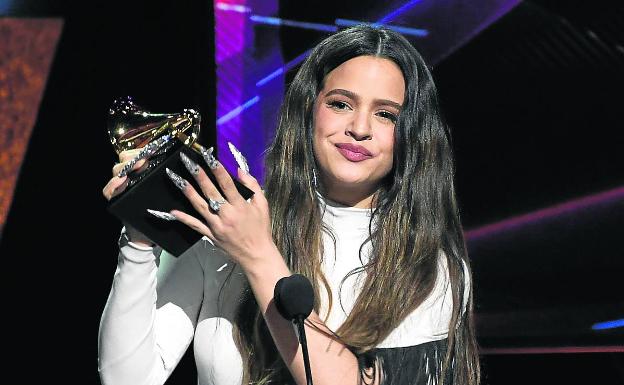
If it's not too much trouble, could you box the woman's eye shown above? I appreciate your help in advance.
[377,111,398,123]
[327,100,350,110]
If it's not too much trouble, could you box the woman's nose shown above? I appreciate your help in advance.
[346,111,372,141]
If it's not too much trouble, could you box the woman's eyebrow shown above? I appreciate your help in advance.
[324,88,402,110]
[325,88,358,100]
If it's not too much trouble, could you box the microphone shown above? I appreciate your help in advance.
[274,274,315,385]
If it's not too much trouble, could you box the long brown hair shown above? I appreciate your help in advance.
[233,25,480,385]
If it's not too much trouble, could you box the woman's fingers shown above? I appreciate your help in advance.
[169,209,217,242]
[112,148,149,177]
[116,155,149,177]
[103,150,139,200]
[116,135,173,177]
[200,148,245,205]
[112,158,147,177]
[104,139,171,202]
[165,168,223,226]
[237,167,262,194]
[236,168,268,208]
[119,149,143,163]
[103,175,128,200]
[179,152,225,203]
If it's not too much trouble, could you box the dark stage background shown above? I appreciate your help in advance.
[1,0,622,384]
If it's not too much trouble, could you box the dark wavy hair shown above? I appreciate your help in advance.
[233,25,480,385]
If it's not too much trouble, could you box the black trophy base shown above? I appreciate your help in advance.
[107,143,254,257]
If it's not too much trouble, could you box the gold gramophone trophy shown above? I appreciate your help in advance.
[106,96,253,256]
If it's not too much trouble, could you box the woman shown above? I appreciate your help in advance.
[100,25,480,385]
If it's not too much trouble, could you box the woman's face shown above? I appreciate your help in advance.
[312,55,405,207]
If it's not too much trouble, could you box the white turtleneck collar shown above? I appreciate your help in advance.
[316,191,374,234]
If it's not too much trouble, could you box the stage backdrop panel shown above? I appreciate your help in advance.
[0,18,62,238]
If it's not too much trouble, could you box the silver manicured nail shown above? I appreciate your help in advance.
[227,142,249,174]
[118,134,171,178]
[118,155,141,178]
[201,235,215,247]
[180,152,200,176]
[147,209,177,221]
[166,167,188,190]
[118,160,135,178]
[200,146,219,169]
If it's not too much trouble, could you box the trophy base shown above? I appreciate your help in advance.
[108,143,254,257]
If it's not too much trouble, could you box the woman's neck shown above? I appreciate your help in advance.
[320,185,378,208]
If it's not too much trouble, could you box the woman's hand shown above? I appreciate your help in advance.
[103,149,153,246]
[102,149,150,200]
[166,150,278,272]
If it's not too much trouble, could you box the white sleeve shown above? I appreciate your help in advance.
[98,229,204,385]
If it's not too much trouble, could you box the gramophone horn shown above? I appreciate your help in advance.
[107,96,200,154]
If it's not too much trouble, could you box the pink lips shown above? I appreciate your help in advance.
[335,143,373,162]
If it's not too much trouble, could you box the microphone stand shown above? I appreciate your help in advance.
[274,274,315,385]
[295,315,314,385]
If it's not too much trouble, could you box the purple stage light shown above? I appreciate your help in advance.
[250,15,338,32]
[377,0,426,24]
[480,345,624,354]
[217,95,260,125]
[466,185,624,241]
[256,49,311,88]
[215,0,249,173]
[255,68,283,87]
[335,18,428,37]
[215,2,251,13]
[214,0,283,180]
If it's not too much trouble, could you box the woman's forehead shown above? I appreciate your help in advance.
[321,56,405,105]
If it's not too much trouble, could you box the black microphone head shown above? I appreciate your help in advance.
[274,274,314,321]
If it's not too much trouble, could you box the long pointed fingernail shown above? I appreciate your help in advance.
[227,142,249,174]
[200,146,219,169]
[147,209,177,221]
[201,235,215,247]
[117,154,141,178]
[180,152,200,176]
[166,168,188,190]
[118,134,172,178]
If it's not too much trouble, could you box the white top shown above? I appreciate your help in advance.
[98,197,467,385]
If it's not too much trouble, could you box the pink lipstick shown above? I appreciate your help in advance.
[335,143,373,162]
